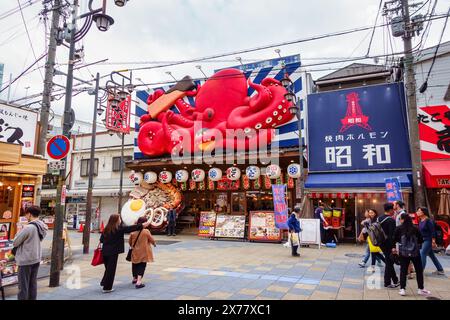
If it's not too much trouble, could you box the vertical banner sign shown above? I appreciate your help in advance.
[272,185,288,229]
[385,177,403,202]
[61,185,67,205]
[307,83,412,172]
[106,95,131,133]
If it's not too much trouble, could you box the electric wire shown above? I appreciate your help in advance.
[366,0,385,57]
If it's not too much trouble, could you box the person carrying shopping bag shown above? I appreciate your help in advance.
[288,207,302,257]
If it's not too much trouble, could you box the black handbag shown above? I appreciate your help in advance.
[126,230,142,262]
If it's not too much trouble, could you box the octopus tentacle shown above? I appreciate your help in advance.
[248,79,273,111]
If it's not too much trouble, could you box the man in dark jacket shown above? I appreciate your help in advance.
[167,207,177,236]
[378,203,399,288]
[288,208,302,257]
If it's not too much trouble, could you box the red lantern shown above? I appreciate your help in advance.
[198,181,205,191]
[287,175,294,189]
[242,175,250,190]
[208,178,215,191]
[264,176,272,189]
[254,176,261,189]
[189,179,196,191]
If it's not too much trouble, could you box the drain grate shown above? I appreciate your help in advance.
[426,296,441,300]
[155,240,180,245]
[345,253,365,258]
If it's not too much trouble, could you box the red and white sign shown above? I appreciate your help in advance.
[418,105,450,161]
[61,185,67,204]
[46,135,71,160]
[105,95,131,134]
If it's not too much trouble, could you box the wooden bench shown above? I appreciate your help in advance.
[177,215,196,228]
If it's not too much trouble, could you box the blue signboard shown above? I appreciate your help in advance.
[307,83,412,172]
[272,185,288,230]
[216,54,301,72]
[385,177,403,202]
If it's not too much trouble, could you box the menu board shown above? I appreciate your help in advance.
[21,185,35,198]
[0,241,18,287]
[248,211,281,242]
[214,215,246,239]
[198,211,216,237]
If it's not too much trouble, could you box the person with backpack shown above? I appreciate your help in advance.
[288,208,302,257]
[12,206,48,300]
[417,207,445,276]
[393,213,431,296]
[373,203,399,288]
[359,209,384,269]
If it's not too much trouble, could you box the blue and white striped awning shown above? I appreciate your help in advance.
[134,55,305,160]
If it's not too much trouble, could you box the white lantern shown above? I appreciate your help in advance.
[158,171,172,184]
[208,168,222,181]
[266,164,281,179]
[226,167,241,181]
[175,170,189,183]
[143,171,157,184]
[129,171,143,185]
[191,169,205,182]
[287,163,301,178]
[245,166,260,180]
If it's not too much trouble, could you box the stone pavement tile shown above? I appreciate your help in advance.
[363,289,390,300]
[255,296,277,300]
[294,283,317,290]
[266,285,290,293]
[278,276,300,283]
[254,267,273,272]
[229,293,257,300]
[316,285,339,293]
[288,287,314,296]
[260,275,280,281]
[282,293,309,300]
[319,280,341,288]
[154,293,180,300]
[176,295,203,300]
[240,273,261,280]
[239,288,263,296]
[184,274,202,279]
[343,277,364,284]
[259,290,285,299]
[309,290,338,300]
[341,282,364,290]
[206,291,234,299]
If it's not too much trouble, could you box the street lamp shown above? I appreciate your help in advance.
[93,13,114,32]
[114,0,129,7]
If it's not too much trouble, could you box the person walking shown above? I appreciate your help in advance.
[167,207,177,236]
[359,210,383,268]
[393,213,431,296]
[129,217,156,289]
[417,207,445,276]
[12,205,48,300]
[288,208,302,257]
[100,214,151,293]
[378,203,399,288]
[314,203,328,245]
[365,209,385,272]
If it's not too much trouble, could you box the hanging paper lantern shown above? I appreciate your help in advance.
[254,176,261,189]
[181,182,187,191]
[266,164,281,179]
[287,175,295,189]
[245,166,260,180]
[189,179,197,190]
[264,175,272,189]
[287,163,301,178]
[208,178,215,191]
[198,181,205,191]
[130,171,143,185]
[226,167,241,181]
[208,168,222,182]
[158,171,172,184]
[143,171,157,184]
[191,169,205,182]
[242,175,250,190]
[175,170,189,183]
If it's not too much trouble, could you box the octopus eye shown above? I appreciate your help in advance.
[266,117,273,124]
[255,123,262,130]
[273,111,278,116]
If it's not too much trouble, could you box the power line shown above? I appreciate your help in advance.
[0,0,40,22]
[366,0,384,57]
[17,0,44,81]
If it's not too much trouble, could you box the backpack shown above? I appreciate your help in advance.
[399,234,420,257]
[434,222,444,246]
[367,217,389,247]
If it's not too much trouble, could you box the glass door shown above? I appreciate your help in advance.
[231,192,246,215]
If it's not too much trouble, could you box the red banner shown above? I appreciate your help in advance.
[105,95,131,133]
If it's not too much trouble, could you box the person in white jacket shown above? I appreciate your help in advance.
[13,206,48,300]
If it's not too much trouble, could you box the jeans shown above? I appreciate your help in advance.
[17,263,40,300]
[400,255,424,290]
[167,222,176,235]
[420,240,444,272]
[362,244,370,264]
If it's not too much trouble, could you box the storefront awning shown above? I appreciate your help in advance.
[305,171,412,189]
[423,160,450,188]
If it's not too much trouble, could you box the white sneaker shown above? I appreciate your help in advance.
[102,288,115,293]
[399,289,406,296]
[368,266,375,273]
[418,289,431,296]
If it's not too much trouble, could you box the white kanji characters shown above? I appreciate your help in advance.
[335,135,344,142]
[325,146,352,167]
[362,144,392,166]
[325,135,333,143]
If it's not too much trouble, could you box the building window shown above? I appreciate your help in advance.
[80,159,98,177]
[112,156,132,172]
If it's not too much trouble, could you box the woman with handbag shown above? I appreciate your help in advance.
[360,209,385,271]
[128,217,156,289]
[99,214,151,293]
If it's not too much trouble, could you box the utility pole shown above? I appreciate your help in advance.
[49,0,78,287]
[400,0,426,210]
[38,0,62,156]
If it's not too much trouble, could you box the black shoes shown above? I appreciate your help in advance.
[135,284,145,289]
[292,253,300,257]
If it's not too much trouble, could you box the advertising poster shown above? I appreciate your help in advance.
[21,185,35,198]
[198,211,216,237]
[0,223,10,241]
[248,211,281,242]
[418,105,450,160]
[272,185,289,229]
[0,241,18,286]
[214,215,246,239]
[385,177,403,202]
[307,83,411,172]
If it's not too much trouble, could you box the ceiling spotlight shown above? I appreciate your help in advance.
[93,13,114,32]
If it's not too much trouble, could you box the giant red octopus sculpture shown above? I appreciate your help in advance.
[137,68,295,157]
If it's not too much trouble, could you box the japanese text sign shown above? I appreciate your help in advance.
[106,95,131,134]
[307,83,412,172]
[272,185,288,230]
[385,177,403,202]
[418,105,450,160]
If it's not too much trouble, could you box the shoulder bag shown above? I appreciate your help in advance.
[126,230,143,262]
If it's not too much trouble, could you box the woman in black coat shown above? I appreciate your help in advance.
[99,213,151,293]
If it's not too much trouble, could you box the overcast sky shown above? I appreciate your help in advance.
[0,0,448,123]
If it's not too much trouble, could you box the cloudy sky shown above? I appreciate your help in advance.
[0,0,448,123]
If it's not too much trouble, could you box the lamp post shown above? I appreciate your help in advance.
[50,0,130,286]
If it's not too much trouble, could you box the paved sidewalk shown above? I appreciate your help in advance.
[4,232,450,300]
